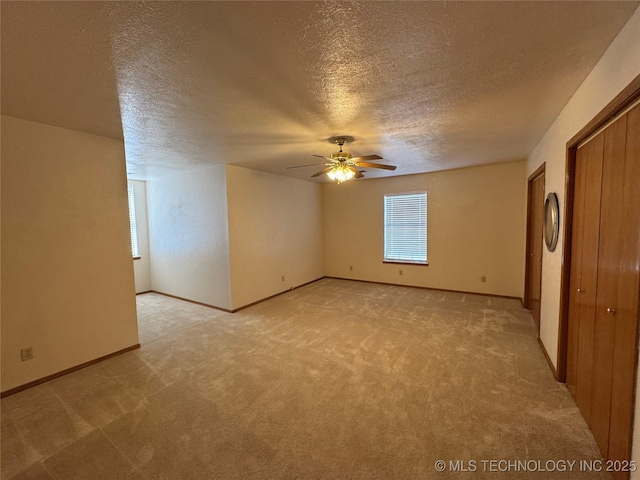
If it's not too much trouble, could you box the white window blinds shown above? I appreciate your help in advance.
[384,192,427,263]
[127,184,140,258]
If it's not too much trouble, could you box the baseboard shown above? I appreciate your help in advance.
[325,276,522,301]
[537,336,559,380]
[136,290,152,295]
[150,291,233,313]
[231,276,326,312]
[0,344,141,398]
[150,277,326,314]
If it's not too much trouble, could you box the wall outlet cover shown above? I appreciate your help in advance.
[21,347,33,361]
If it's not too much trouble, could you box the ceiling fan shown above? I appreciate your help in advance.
[286,137,397,183]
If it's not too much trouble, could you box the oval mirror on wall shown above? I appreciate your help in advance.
[544,192,560,252]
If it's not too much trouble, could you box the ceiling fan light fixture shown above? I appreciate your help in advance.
[327,164,355,183]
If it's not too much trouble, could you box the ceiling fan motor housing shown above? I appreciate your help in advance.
[331,151,352,161]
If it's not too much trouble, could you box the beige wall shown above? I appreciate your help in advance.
[226,165,324,310]
[1,116,139,392]
[525,7,640,473]
[323,161,527,298]
[130,180,151,293]
[147,165,232,310]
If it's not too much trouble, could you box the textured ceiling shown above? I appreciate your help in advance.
[2,1,638,182]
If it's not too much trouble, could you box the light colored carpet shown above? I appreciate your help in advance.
[1,278,610,479]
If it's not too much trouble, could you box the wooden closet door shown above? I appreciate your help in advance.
[606,104,640,472]
[566,151,586,399]
[591,105,639,465]
[566,132,604,421]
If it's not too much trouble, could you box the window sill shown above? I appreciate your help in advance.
[383,260,429,266]
[133,256,141,261]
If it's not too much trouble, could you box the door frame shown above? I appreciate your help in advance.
[524,163,545,310]
[557,73,640,384]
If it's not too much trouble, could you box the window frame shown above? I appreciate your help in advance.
[127,184,141,260]
[383,191,428,266]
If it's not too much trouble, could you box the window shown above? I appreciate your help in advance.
[384,192,427,264]
[127,184,140,258]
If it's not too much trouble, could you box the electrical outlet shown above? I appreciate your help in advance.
[349,266,353,271]
[399,269,403,276]
[481,276,487,283]
[281,275,285,282]
[21,347,33,362]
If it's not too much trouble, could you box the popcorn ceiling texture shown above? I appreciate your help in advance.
[1,1,637,180]
[1,279,609,479]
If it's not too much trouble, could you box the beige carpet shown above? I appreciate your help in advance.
[1,278,610,479]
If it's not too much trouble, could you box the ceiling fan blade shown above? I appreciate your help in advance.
[285,163,325,169]
[351,155,383,162]
[312,155,334,161]
[349,166,364,178]
[355,162,397,171]
[311,166,334,177]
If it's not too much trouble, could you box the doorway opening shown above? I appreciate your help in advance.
[524,163,545,333]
